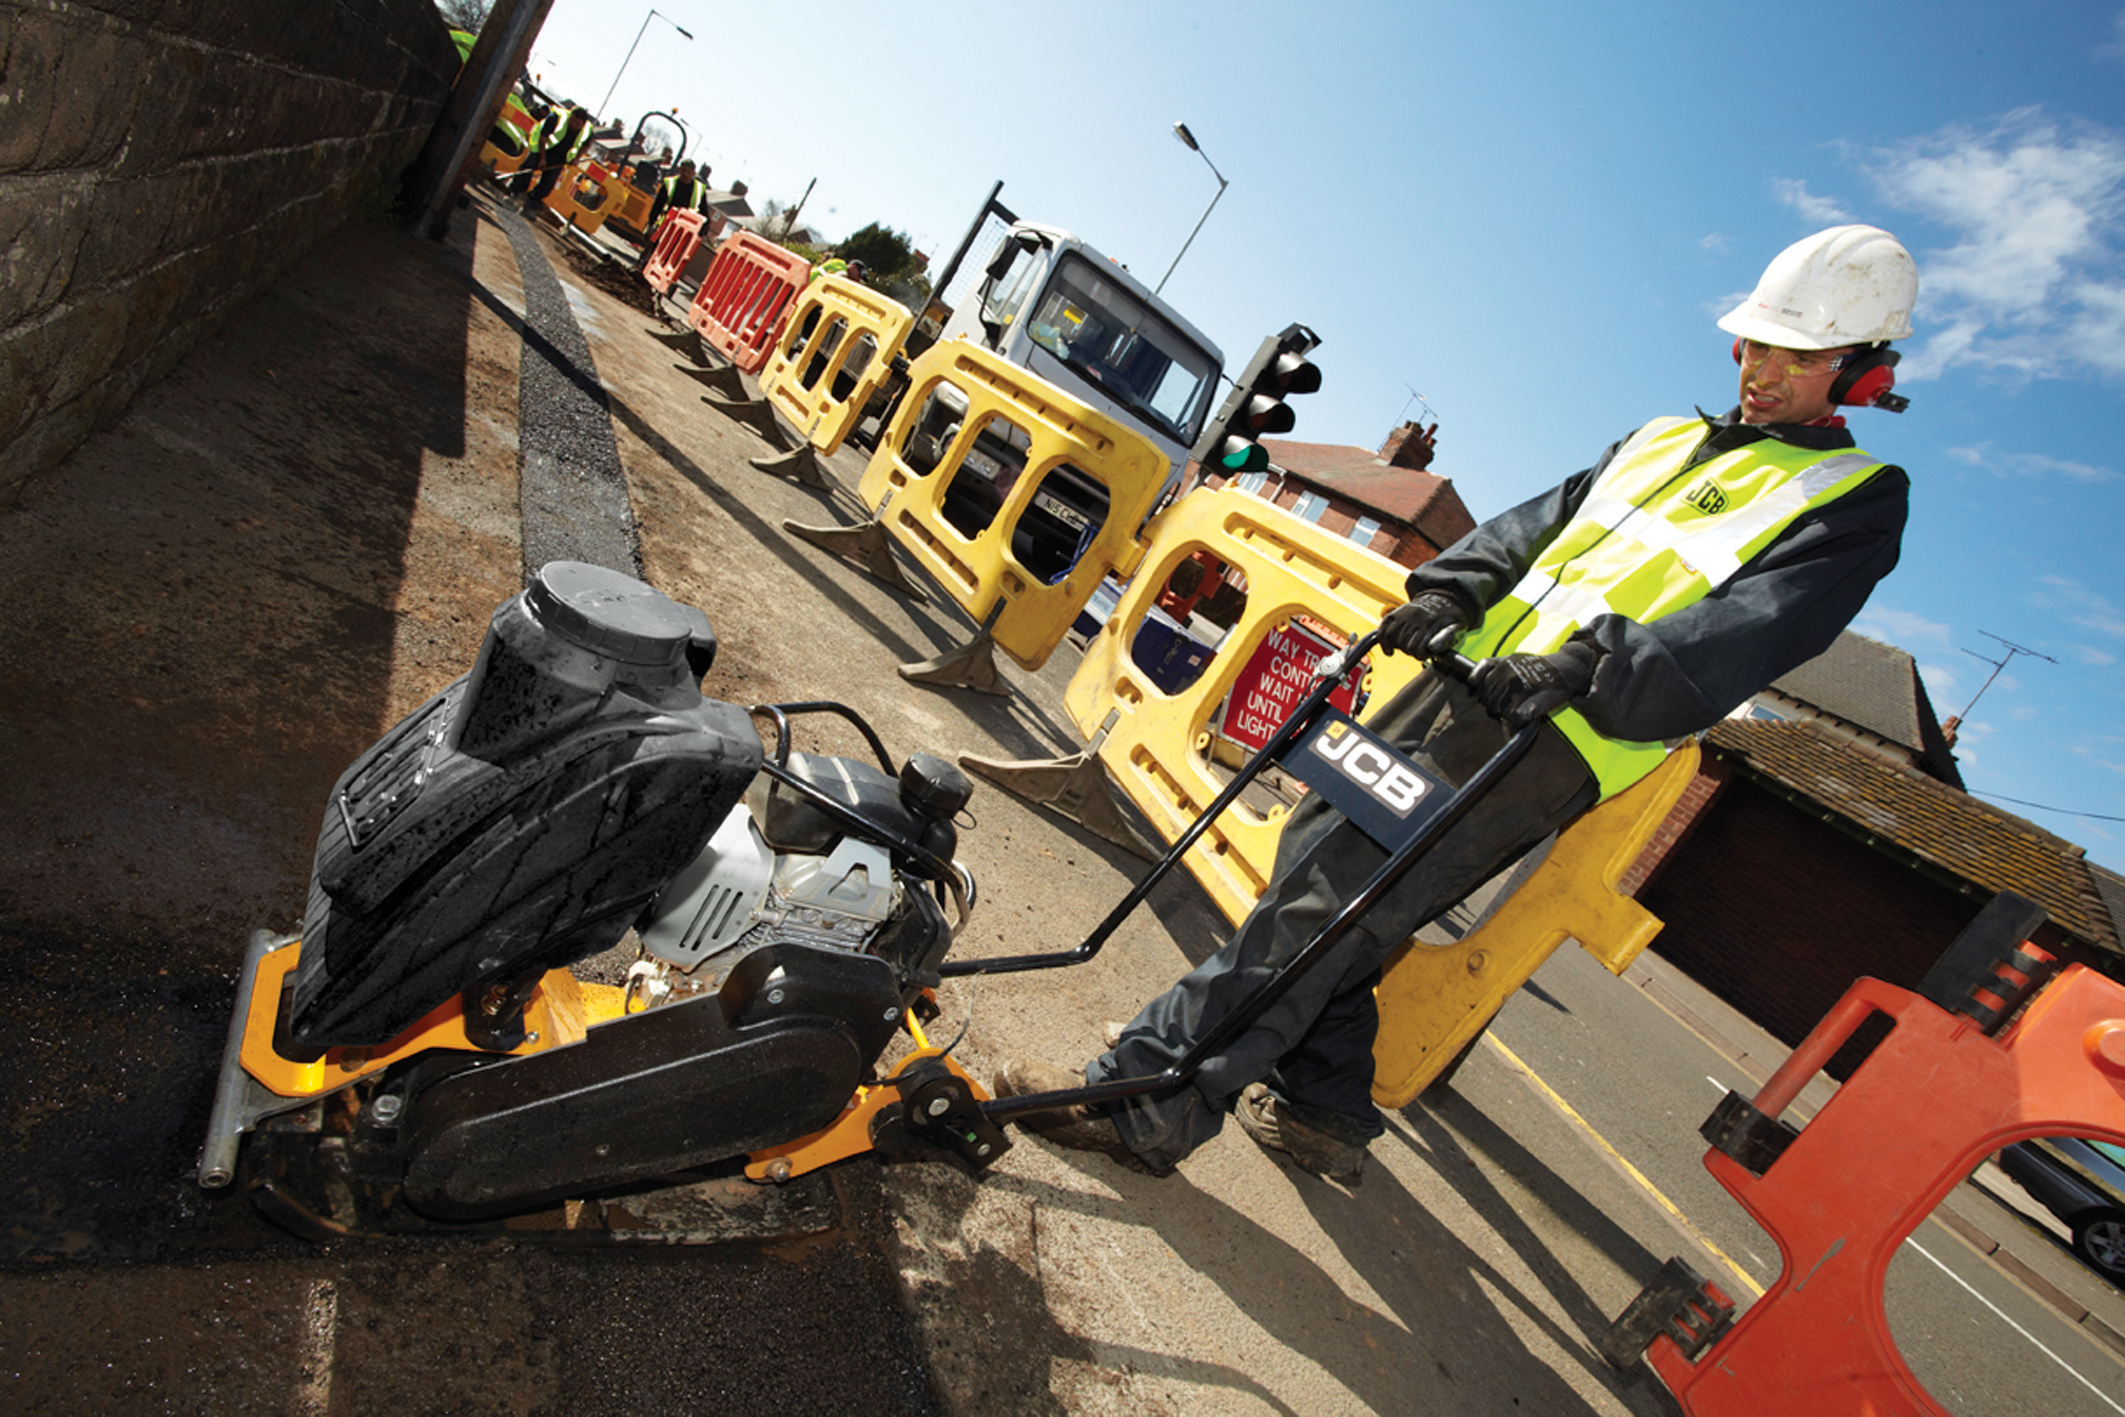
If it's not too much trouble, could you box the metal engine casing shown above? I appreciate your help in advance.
[636,802,900,979]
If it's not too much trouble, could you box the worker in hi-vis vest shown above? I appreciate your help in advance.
[646,159,709,235]
[635,159,708,268]
[998,225,1919,1182]
[511,104,593,211]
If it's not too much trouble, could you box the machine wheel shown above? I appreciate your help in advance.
[2071,1209,2125,1281]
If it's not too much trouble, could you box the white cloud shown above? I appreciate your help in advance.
[1771,178,1852,226]
[2102,9,2125,61]
[1856,110,2125,383]
[2035,574,2125,637]
[1853,605,1954,649]
[2072,644,2119,666]
[1917,660,1960,702]
[1699,232,1730,254]
[1946,440,2120,480]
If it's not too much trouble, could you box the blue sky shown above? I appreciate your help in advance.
[517,1,2125,874]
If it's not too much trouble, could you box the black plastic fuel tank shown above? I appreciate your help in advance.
[289,563,764,1047]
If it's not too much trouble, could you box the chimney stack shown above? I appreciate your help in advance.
[1378,420,1438,472]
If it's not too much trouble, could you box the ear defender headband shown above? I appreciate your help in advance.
[1730,339,1910,413]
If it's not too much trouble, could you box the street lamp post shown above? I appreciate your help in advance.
[1156,121,1228,295]
[597,8,692,124]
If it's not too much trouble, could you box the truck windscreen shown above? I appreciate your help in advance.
[1023,254,1217,447]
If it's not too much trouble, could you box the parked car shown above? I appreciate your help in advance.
[1997,1135,2125,1282]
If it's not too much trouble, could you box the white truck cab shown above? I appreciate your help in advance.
[936,223,1223,500]
[902,223,1223,581]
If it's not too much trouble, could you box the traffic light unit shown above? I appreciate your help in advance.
[1192,323,1322,477]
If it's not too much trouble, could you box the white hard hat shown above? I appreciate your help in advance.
[1718,225,1918,349]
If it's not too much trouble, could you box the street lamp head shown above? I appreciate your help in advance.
[675,24,694,39]
[1173,122,1200,152]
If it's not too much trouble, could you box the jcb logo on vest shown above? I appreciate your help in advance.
[1681,479,1728,515]
[1310,720,1430,816]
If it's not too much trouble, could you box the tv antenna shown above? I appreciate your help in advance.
[1954,632,2057,722]
[1397,384,1436,428]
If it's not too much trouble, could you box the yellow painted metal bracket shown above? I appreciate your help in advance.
[743,1045,993,1183]
[236,939,613,1100]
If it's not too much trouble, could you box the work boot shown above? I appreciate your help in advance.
[991,1060,1168,1176]
[1235,1083,1366,1183]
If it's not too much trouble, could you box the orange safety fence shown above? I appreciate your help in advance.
[643,210,708,296]
[687,231,811,374]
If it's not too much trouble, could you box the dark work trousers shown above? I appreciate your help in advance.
[1084,670,1600,1172]
[512,155,570,207]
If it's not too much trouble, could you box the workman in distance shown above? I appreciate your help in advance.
[636,159,709,268]
[510,104,593,214]
[997,225,1920,1182]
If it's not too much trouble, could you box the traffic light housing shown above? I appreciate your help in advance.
[1192,323,1322,477]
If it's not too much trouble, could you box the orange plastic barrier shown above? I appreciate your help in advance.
[687,231,811,374]
[643,209,707,296]
[1613,907,2114,1415]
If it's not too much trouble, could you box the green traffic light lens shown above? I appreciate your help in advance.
[1219,443,1270,473]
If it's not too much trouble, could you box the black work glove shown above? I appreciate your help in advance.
[1467,648,1594,728]
[1379,590,1471,658]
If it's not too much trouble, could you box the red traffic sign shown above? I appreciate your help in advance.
[1218,620,1365,754]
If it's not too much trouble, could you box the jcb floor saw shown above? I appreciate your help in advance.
[199,563,1529,1236]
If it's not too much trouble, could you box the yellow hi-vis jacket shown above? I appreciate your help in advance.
[534,116,590,164]
[1456,415,1886,799]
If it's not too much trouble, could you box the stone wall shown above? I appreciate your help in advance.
[0,0,460,496]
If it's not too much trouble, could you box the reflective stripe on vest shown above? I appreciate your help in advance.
[1457,416,1885,799]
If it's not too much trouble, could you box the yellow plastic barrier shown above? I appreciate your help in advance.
[543,161,622,235]
[480,110,534,177]
[857,340,1170,671]
[758,276,913,457]
[1370,740,1699,1104]
[1063,484,1422,923]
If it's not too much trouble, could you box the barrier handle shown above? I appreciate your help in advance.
[1749,978,1900,1119]
[984,704,1547,1120]
[946,630,1387,979]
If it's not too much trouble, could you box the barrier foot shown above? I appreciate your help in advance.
[702,391,793,448]
[784,517,929,602]
[899,631,1009,696]
[650,327,704,362]
[1599,1257,1735,1371]
[749,444,830,488]
[957,745,1159,861]
[677,361,747,398]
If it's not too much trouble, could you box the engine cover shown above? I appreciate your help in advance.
[292,564,764,1047]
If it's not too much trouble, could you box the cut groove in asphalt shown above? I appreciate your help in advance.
[494,203,642,582]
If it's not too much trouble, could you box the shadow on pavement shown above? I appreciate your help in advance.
[0,215,486,1262]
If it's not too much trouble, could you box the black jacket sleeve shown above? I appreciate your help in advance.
[1402,438,1626,617]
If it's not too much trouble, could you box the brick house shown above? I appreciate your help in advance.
[1200,421,1478,570]
[1621,632,2120,1073]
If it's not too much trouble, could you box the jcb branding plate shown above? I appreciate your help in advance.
[1283,711,1450,849]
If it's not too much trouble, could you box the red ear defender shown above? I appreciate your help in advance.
[1732,337,1744,365]
[1831,346,1907,411]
